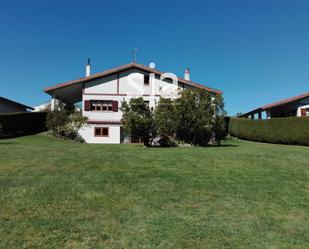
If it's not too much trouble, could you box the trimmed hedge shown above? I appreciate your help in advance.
[229,117,309,146]
[0,112,47,138]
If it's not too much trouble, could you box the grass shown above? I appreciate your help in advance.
[0,134,308,249]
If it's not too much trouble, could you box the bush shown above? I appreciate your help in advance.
[121,90,227,147]
[229,117,309,146]
[213,115,227,145]
[174,89,209,145]
[154,97,176,146]
[121,98,155,146]
[46,105,87,141]
[0,112,47,138]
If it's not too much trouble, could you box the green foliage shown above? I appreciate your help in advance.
[121,97,154,146]
[121,90,227,147]
[154,97,176,146]
[0,112,47,138]
[213,115,227,145]
[46,104,87,141]
[174,89,226,146]
[229,117,309,146]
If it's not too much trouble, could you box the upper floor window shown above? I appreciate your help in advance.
[144,75,150,86]
[84,100,118,112]
[91,100,113,111]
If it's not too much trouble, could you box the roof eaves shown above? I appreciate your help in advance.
[44,63,223,95]
[0,97,34,110]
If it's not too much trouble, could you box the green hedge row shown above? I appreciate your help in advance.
[0,112,47,138]
[229,117,309,146]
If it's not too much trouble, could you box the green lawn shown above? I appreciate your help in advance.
[0,134,308,249]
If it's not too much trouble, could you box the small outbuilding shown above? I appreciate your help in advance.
[0,97,34,114]
[240,92,309,119]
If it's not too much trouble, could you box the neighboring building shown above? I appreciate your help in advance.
[44,62,222,144]
[33,102,51,112]
[0,96,34,113]
[240,92,309,119]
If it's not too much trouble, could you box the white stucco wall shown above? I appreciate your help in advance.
[79,124,121,144]
[297,104,309,116]
[84,74,118,94]
[118,69,182,97]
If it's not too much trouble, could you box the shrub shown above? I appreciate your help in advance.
[121,98,155,146]
[0,112,47,138]
[46,104,87,141]
[174,89,226,146]
[229,117,309,146]
[213,115,227,145]
[154,97,176,146]
[121,90,227,147]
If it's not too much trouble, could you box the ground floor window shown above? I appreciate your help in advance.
[94,127,109,137]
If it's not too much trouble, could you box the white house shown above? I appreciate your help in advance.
[44,62,223,144]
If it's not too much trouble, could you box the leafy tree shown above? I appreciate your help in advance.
[121,97,154,146]
[175,88,215,146]
[46,103,87,141]
[154,97,176,146]
[212,94,227,145]
[213,115,227,145]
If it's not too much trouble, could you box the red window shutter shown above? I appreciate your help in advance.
[112,101,118,112]
[301,108,307,117]
[84,100,90,111]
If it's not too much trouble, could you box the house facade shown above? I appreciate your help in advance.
[0,97,34,113]
[240,92,309,119]
[44,62,222,144]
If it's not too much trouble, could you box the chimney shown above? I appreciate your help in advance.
[86,58,91,77]
[184,68,190,81]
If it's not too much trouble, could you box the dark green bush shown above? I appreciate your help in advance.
[46,107,87,141]
[0,112,47,138]
[229,117,309,146]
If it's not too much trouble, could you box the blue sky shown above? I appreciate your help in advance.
[1,0,309,115]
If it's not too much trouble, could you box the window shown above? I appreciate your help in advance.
[91,100,113,111]
[144,100,150,108]
[94,127,109,137]
[306,108,309,116]
[144,75,150,85]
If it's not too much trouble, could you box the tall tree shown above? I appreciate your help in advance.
[175,88,219,146]
[154,97,176,146]
[121,97,154,146]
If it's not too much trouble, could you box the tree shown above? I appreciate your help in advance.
[121,97,154,146]
[154,97,176,146]
[212,95,227,145]
[46,103,87,141]
[213,115,227,145]
[174,88,214,146]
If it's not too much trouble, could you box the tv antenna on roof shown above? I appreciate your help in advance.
[132,47,138,63]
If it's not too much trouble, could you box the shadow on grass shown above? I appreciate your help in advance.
[207,144,238,148]
[0,141,16,145]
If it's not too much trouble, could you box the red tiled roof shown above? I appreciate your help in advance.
[44,63,223,95]
[262,92,309,109]
[240,92,309,116]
